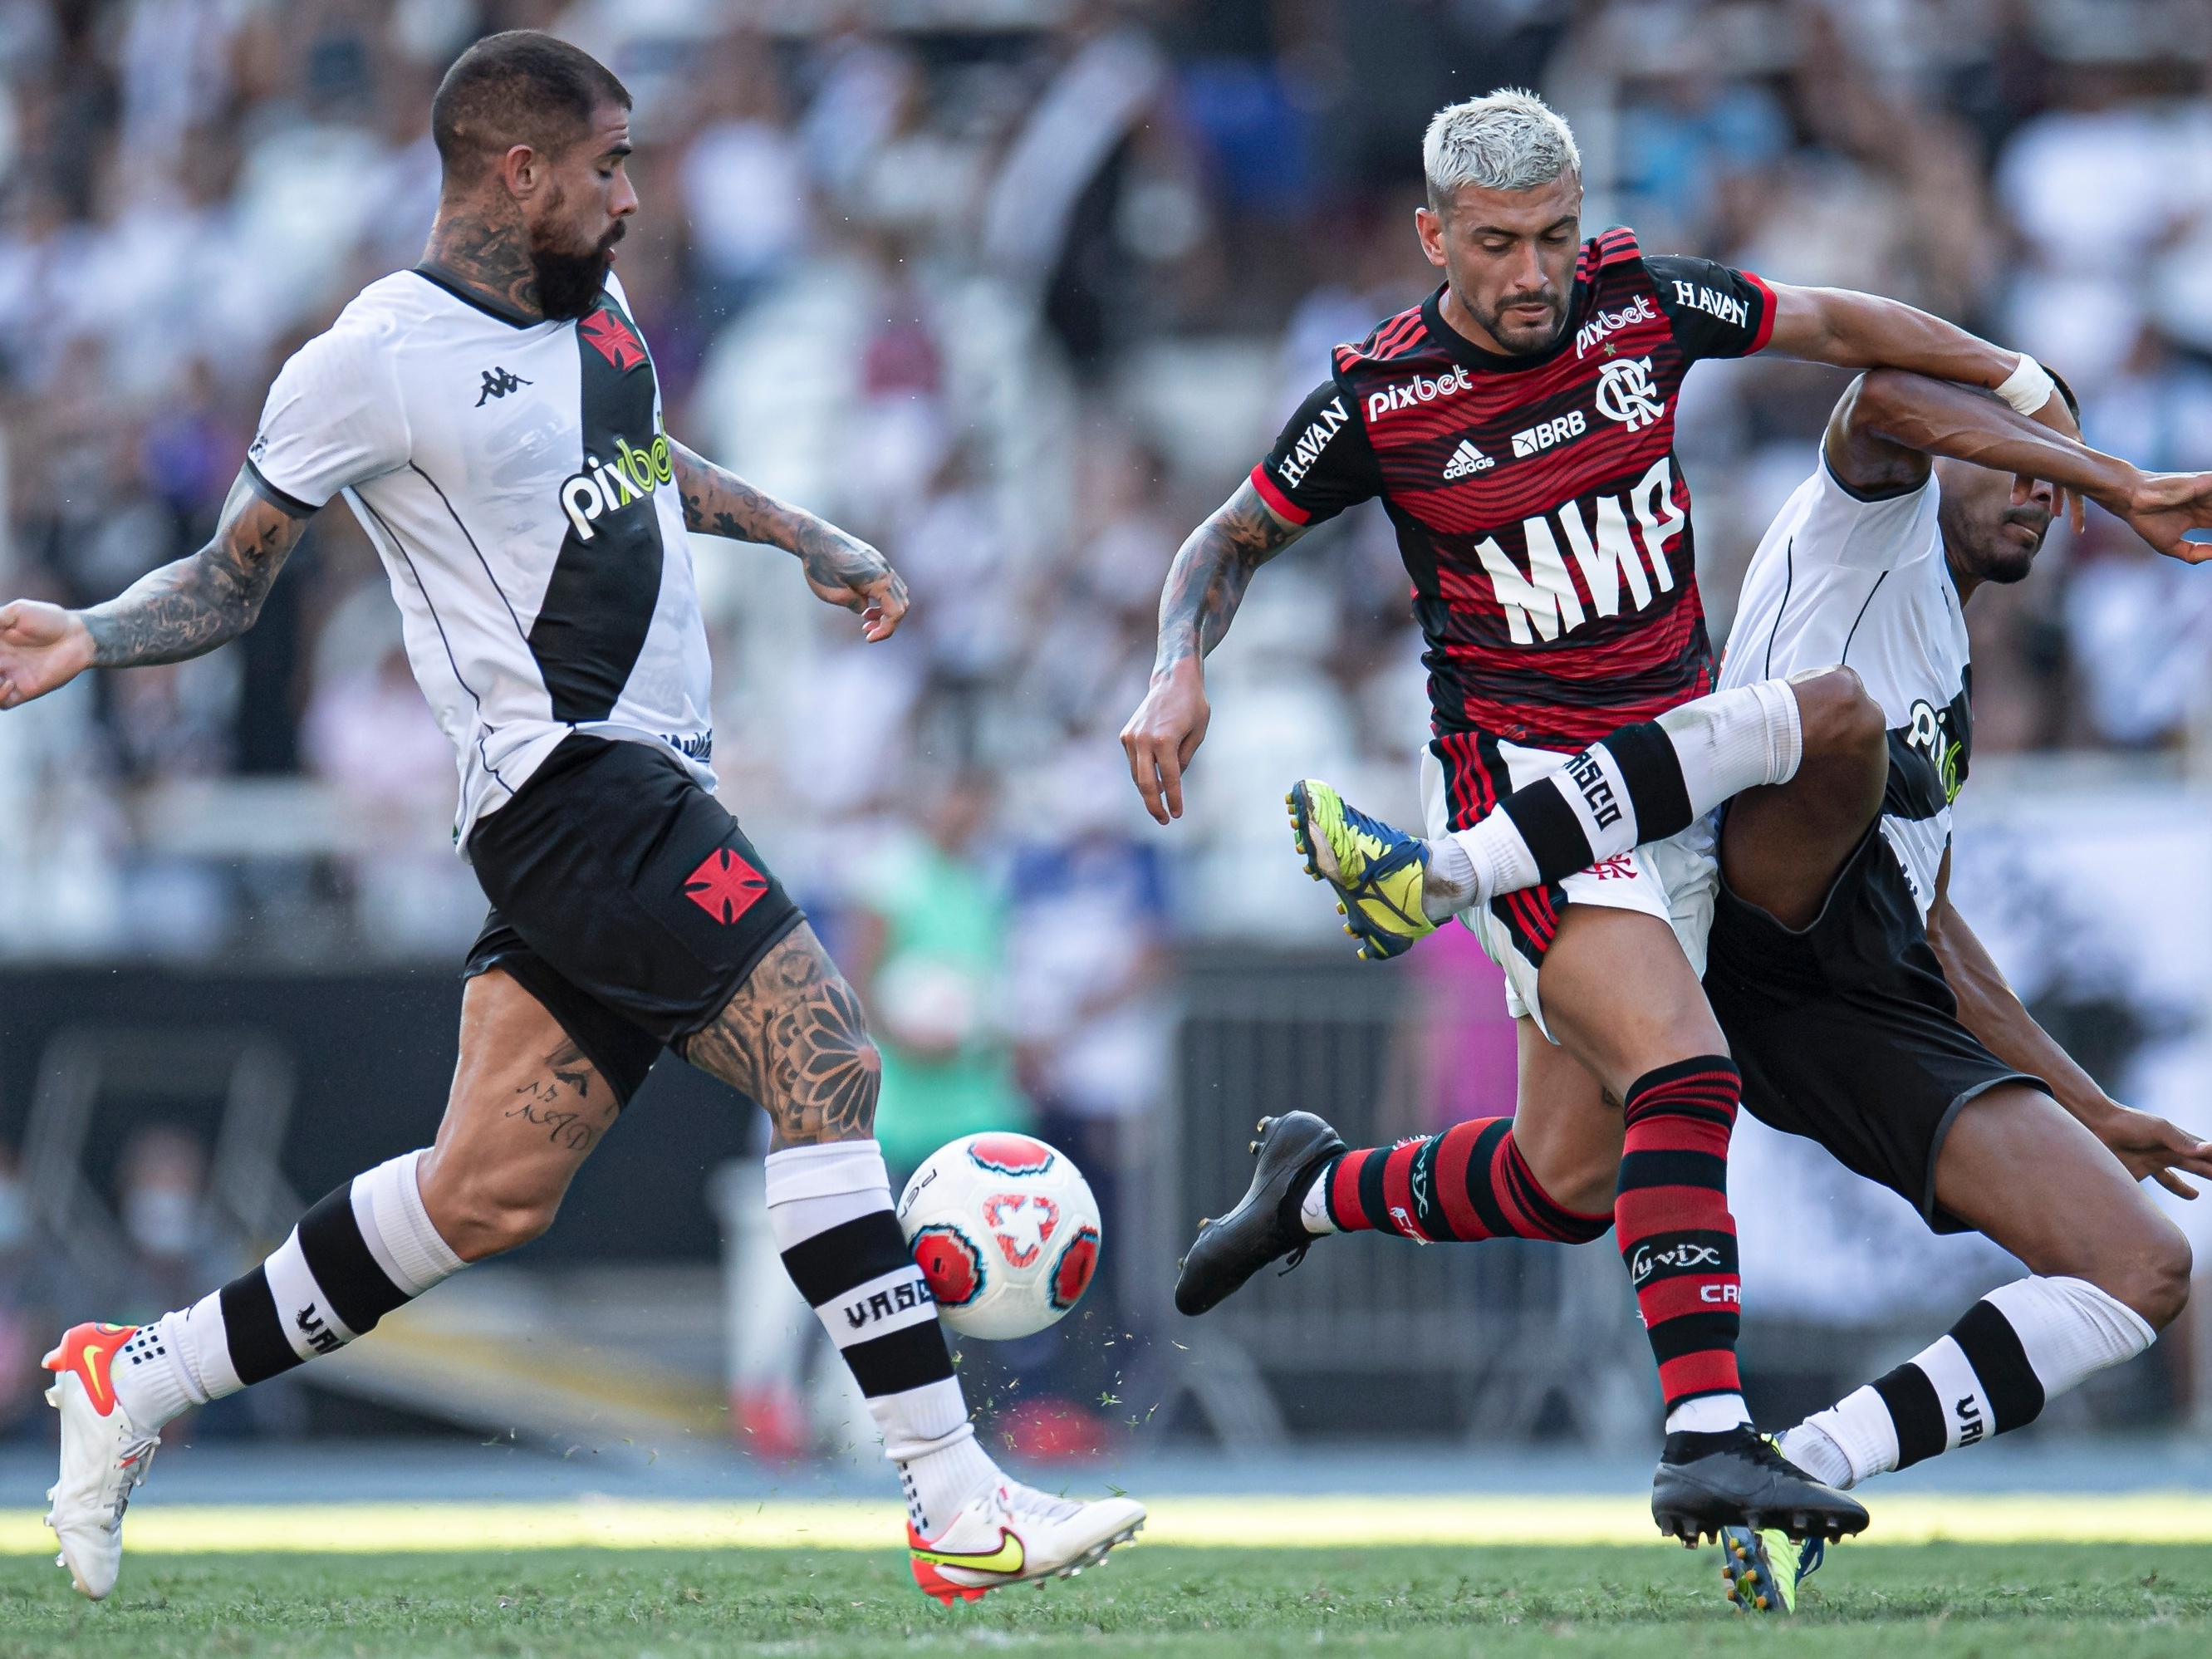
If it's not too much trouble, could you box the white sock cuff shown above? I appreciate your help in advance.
[1984,1274,2156,1396]
[355,1151,464,1296]
[1298,1168,1338,1234]
[1752,676,1803,783]
[1803,1383,1900,1485]
[764,1141,891,1206]
[1655,677,1803,809]
[1664,1392,1750,1434]
[873,1374,974,1461]
[1451,816,1538,905]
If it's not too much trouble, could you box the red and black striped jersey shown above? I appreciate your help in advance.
[1251,228,1774,750]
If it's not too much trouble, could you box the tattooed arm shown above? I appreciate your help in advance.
[1119,479,1308,824]
[0,469,308,709]
[681,923,881,1150]
[668,438,908,642]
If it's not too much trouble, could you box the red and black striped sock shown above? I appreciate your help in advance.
[1615,1057,1747,1420]
[1321,1117,1612,1244]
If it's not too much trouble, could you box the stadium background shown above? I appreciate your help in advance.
[0,0,2208,1476]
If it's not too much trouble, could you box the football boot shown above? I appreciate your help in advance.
[1287,780,1435,961]
[1174,1112,1346,1316]
[908,1480,1145,1604]
[1651,1426,1868,1546]
[44,1323,162,1601]
[1720,1524,1824,1614]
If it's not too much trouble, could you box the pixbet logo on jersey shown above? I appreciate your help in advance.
[1573,293,1659,358]
[1366,366,1474,423]
[560,430,674,541]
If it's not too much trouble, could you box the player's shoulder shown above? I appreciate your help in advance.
[1579,225,1645,282]
[1333,296,1445,376]
[1781,447,1942,571]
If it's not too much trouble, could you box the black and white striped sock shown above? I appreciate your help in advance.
[765,1141,996,1537]
[1442,678,1802,906]
[1780,1275,2156,1488]
[110,1151,464,1431]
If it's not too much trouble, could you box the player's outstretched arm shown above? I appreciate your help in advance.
[667,439,905,641]
[1833,370,2212,560]
[0,469,307,709]
[1120,479,1307,825]
[1925,847,2212,1197]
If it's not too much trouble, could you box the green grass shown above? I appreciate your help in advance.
[2,1544,2210,1657]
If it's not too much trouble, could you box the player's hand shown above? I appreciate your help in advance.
[2094,1102,2212,1199]
[2117,469,2212,564]
[1121,657,1209,825]
[802,540,909,641]
[0,600,96,709]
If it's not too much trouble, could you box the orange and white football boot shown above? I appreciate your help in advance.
[907,1480,1145,1604]
[43,1323,162,1601]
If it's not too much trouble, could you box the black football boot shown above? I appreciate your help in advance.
[1172,1112,1346,1316]
[1651,1426,1870,1545]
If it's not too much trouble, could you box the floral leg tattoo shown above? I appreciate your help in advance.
[680,925,880,1147]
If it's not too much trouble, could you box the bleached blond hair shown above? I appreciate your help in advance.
[1423,88,1582,209]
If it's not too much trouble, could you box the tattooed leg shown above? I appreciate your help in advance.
[679,924,881,1149]
[418,967,618,1261]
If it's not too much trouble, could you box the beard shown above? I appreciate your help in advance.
[1469,287,1567,356]
[531,219,625,321]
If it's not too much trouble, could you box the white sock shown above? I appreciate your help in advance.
[1665,1393,1751,1435]
[1298,1166,1338,1234]
[1654,677,1802,812]
[1420,833,1482,920]
[764,1140,999,1536]
[1448,815,1541,907]
[1779,1421,1856,1488]
[1792,1275,2156,1489]
[112,1150,463,1434]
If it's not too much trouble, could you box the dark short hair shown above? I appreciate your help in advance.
[431,31,630,189]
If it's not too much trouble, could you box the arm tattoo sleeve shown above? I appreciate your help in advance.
[1152,481,1305,674]
[668,437,893,597]
[82,470,309,668]
[679,925,881,1149]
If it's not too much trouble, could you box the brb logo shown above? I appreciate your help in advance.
[1594,356,1667,431]
[560,430,674,542]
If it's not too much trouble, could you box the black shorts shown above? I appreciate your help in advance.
[1702,816,2047,1234]
[463,734,805,1106]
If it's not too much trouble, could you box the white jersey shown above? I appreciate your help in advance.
[247,268,714,847]
[1719,454,1968,916]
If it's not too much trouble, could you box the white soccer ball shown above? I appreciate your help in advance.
[897,1132,1101,1340]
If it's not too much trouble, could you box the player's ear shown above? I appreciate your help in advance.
[499,143,538,200]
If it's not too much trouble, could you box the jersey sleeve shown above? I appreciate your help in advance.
[245,320,411,514]
[1796,449,1940,572]
[1247,376,1381,527]
[1646,255,1776,361]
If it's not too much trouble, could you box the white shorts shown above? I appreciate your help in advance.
[1419,741,1718,1043]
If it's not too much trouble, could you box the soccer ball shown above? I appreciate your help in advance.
[897,1133,1101,1340]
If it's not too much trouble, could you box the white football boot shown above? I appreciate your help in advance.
[907,1480,1145,1603]
[44,1323,162,1601]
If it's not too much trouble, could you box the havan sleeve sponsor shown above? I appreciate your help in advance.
[1248,376,1385,526]
[1644,255,1775,362]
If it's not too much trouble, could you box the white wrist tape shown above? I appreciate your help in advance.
[1994,352,2056,415]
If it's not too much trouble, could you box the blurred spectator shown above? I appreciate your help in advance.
[679,32,807,325]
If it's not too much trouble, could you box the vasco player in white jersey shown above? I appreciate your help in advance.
[0,32,1140,1604]
[1126,88,2115,1546]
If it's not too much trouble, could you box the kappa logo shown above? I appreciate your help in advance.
[1442,439,1494,479]
[1510,409,1586,459]
[579,307,649,372]
[1575,293,1660,357]
[1594,356,1666,431]
[682,847,769,925]
[475,366,532,405]
[294,1303,343,1356]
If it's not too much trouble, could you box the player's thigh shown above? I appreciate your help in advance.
[419,966,620,1260]
[1510,1017,1622,1215]
[1536,906,1728,1102]
[679,921,881,1150]
[1719,692,1887,931]
[1935,1083,2190,1326]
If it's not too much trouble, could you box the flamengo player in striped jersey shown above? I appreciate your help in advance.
[1124,90,2083,1546]
[0,32,1140,1605]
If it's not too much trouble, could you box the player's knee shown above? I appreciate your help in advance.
[1792,666,1884,763]
[440,1177,564,1261]
[2119,1221,2193,1330]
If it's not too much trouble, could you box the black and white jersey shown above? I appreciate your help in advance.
[246,269,712,846]
[1719,456,1967,915]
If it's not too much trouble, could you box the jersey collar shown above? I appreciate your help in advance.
[412,263,546,329]
[1419,280,1587,375]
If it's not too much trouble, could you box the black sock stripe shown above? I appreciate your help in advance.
[1872,1362,1948,1467]
[1621,1228,1739,1284]
[1357,1141,1391,1230]
[780,1211,916,1307]
[297,1184,410,1336]
[1622,1099,1738,1135]
[1459,1119,1517,1239]
[1502,780,1594,885]
[1644,1309,1740,1365]
[219,1268,304,1385]
[1625,1055,1742,1105]
[1616,1149,1729,1194]
[840,1320,956,1397]
[1601,721,1693,841]
[1410,1135,1446,1234]
[1950,1300,2047,1433]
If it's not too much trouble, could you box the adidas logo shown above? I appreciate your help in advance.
[1442,439,1493,480]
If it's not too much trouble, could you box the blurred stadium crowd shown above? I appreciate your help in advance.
[2,0,2212,1434]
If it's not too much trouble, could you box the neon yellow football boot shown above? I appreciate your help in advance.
[1720,1524,1824,1614]
[1287,779,1435,961]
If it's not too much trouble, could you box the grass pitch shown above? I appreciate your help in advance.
[3,1544,2211,1657]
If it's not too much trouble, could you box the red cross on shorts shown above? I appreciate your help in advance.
[580,309,647,372]
[682,847,768,925]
